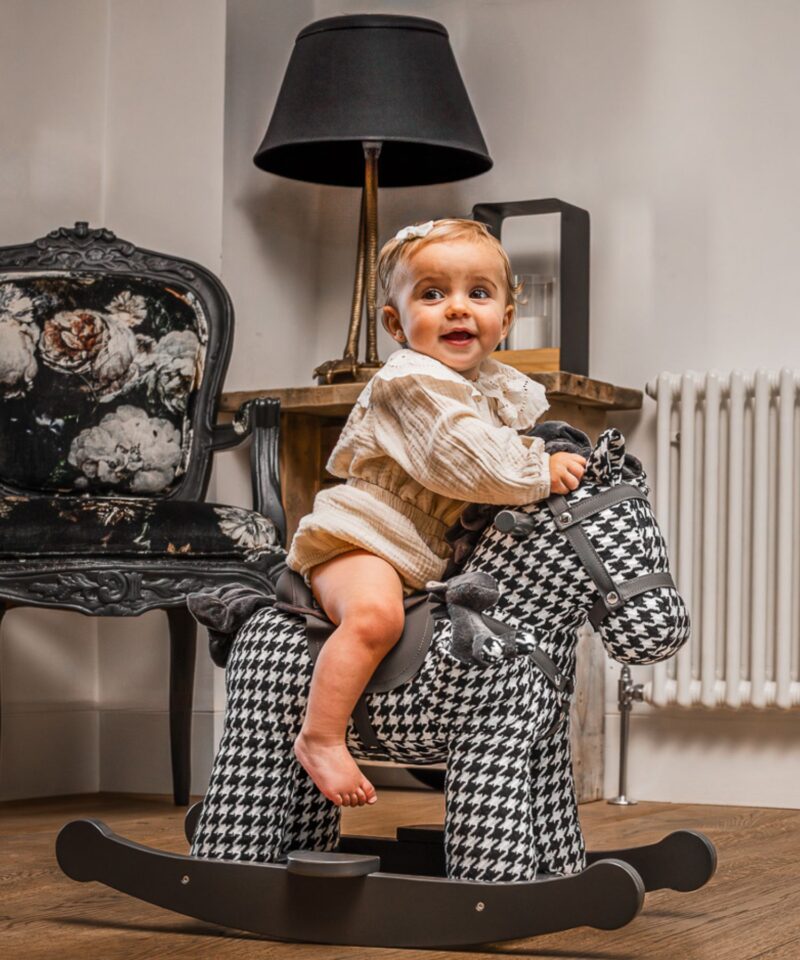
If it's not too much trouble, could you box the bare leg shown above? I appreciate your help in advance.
[294,550,405,807]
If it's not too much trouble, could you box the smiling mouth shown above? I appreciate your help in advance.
[441,330,476,344]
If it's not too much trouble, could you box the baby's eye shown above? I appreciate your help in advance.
[470,287,490,299]
[421,288,444,300]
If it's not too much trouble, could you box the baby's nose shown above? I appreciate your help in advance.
[446,294,471,315]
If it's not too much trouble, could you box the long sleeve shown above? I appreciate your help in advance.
[369,372,551,505]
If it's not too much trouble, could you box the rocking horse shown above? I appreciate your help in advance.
[56,427,716,948]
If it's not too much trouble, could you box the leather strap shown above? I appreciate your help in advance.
[548,494,618,598]
[480,612,569,694]
[547,487,674,628]
[588,571,676,627]
[550,485,648,529]
[351,696,384,755]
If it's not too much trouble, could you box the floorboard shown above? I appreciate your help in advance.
[1,791,797,959]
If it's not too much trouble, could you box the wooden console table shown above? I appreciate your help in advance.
[220,371,642,802]
[221,371,641,541]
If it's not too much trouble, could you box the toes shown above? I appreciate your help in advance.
[354,787,368,806]
[361,780,377,803]
[360,785,377,805]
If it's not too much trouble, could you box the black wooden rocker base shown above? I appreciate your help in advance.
[55,810,716,948]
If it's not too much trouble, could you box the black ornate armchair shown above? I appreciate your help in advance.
[0,222,286,804]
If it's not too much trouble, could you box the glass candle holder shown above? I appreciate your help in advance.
[508,274,554,350]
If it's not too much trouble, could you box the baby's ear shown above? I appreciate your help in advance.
[382,304,400,335]
[501,303,514,340]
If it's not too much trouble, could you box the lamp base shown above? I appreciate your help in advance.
[313,357,383,385]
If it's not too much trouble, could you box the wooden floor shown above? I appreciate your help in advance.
[2,790,798,959]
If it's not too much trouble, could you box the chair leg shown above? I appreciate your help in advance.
[0,605,6,754]
[167,605,196,806]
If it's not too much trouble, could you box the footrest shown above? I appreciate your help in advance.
[396,824,444,844]
[286,850,380,878]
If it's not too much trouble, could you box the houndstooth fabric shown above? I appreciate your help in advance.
[192,428,690,882]
[192,603,558,881]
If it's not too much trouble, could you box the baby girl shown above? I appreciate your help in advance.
[286,218,586,807]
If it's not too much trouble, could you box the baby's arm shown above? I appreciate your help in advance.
[371,374,579,504]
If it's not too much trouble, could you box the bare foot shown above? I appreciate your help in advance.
[294,732,377,807]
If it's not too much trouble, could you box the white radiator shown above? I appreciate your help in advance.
[643,369,800,709]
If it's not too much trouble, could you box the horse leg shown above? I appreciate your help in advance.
[441,653,556,883]
[528,725,586,876]
[191,610,339,863]
[444,721,536,881]
[363,627,558,882]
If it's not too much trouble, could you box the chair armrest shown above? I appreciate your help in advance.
[209,400,256,451]
[211,398,287,548]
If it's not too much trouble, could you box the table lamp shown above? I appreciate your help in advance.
[254,14,492,384]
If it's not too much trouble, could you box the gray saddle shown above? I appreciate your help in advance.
[274,568,438,694]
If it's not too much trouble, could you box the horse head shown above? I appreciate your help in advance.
[462,427,690,670]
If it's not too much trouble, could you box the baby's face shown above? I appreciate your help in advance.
[382,239,513,380]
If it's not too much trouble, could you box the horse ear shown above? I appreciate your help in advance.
[621,451,651,496]
[584,428,627,485]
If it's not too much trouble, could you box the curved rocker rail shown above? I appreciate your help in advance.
[56,820,645,948]
[585,829,717,893]
[182,803,717,895]
[336,822,718,893]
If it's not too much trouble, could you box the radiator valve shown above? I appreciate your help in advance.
[608,665,644,806]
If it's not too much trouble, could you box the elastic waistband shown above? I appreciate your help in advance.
[349,478,450,541]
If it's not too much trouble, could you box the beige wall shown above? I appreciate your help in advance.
[0,0,108,800]
[95,0,228,797]
[211,0,318,532]
[3,0,800,804]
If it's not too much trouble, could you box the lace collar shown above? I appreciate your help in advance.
[470,356,549,430]
[360,349,548,430]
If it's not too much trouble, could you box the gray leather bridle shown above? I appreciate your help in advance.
[490,483,677,740]
[496,483,677,630]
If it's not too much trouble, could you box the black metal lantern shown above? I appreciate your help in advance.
[254,14,492,383]
[473,199,590,376]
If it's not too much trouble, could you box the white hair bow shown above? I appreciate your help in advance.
[394,220,435,242]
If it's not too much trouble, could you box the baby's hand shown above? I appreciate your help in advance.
[549,452,587,494]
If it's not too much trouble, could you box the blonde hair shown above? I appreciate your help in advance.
[378,218,521,311]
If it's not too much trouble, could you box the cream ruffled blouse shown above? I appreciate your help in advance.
[286,348,551,591]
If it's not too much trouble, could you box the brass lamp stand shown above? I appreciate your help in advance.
[313,142,383,385]
[252,14,493,385]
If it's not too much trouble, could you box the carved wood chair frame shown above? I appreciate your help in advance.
[0,222,285,804]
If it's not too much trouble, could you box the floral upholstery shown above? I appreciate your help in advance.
[0,496,278,562]
[0,224,284,807]
[0,272,206,495]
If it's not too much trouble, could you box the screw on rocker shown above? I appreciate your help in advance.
[56,427,717,948]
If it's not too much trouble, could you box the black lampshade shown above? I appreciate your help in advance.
[254,14,492,187]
